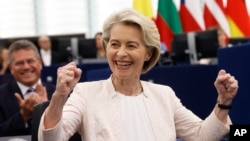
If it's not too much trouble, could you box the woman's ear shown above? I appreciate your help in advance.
[145,49,152,61]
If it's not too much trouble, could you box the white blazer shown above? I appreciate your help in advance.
[39,77,231,141]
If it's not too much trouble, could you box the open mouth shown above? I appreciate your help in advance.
[115,61,132,66]
[22,70,34,77]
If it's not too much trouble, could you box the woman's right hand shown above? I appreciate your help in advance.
[55,62,82,97]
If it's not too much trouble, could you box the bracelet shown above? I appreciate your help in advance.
[217,101,232,109]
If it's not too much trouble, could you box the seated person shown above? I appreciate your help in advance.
[0,40,55,137]
[38,35,68,66]
[0,46,10,75]
[94,32,106,59]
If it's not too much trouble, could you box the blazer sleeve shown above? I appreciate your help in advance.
[173,93,230,141]
[38,83,85,141]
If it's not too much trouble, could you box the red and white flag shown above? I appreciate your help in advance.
[179,0,205,32]
[204,0,230,37]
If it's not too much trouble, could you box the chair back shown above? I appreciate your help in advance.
[32,101,82,141]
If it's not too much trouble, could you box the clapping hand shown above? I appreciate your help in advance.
[15,83,48,122]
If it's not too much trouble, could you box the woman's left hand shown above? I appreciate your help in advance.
[214,69,239,105]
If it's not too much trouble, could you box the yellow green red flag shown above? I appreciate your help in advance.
[133,0,154,19]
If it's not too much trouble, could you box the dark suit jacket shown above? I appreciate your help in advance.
[51,51,68,65]
[0,79,55,137]
[39,49,69,66]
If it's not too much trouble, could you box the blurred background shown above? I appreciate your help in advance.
[0,0,157,39]
[0,0,249,39]
[1,0,250,63]
[1,0,250,129]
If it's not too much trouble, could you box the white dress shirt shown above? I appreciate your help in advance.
[17,79,41,99]
[40,49,52,66]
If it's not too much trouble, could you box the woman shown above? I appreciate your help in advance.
[94,32,106,59]
[38,9,238,141]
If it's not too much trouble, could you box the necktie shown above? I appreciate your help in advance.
[24,88,36,99]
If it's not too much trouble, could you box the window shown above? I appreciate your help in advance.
[0,0,159,38]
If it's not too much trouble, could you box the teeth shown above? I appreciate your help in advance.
[116,61,131,66]
[23,71,32,75]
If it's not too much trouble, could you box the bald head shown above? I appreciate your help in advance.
[38,35,52,51]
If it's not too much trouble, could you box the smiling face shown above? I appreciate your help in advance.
[106,23,152,80]
[9,49,42,87]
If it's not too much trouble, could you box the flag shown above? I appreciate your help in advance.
[204,0,230,37]
[226,0,250,37]
[179,0,205,32]
[133,0,154,19]
[155,0,182,52]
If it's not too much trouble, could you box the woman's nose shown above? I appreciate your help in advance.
[117,47,128,57]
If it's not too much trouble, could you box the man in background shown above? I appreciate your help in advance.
[0,40,55,136]
[38,35,68,66]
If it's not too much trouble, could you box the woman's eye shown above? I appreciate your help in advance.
[128,44,136,48]
[111,43,118,48]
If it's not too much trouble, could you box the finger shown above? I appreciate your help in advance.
[226,78,238,92]
[66,69,74,77]
[35,83,43,92]
[224,76,234,87]
[25,94,39,107]
[57,67,71,81]
[36,84,46,96]
[56,62,80,93]
[58,67,74,79]
[15,93,24,106]
[38,86,48,102]
[216,72,231,86]
[67,67,82,84]
[215,70,226,85]
[62,62,77,71]
[218,69,226,75]
[75,68,82,80]
[222,74,236,87]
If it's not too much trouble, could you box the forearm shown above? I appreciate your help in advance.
[214,97,232,124]
[214,103,230,124]
[44,92,67,129]
[198,111,230,141]
[213,69,238,124]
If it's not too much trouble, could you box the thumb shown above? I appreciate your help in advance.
[15,93,24,106]
[75,68,82,81]
[36,85,48,101]
[35,84,46,96]
[218,69,226,76]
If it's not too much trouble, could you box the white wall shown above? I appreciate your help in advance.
[0,0,250,39]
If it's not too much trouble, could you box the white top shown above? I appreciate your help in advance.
[17,79,41,99]
[40,49,51,66]
[39,78,231,141]
[117,92,155,141]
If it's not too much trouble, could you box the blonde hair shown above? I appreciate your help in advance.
[102,8,161,73]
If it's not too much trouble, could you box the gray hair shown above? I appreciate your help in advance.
[8,39,41,63]
[102,8,161,73]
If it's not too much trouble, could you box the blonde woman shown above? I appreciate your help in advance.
[39,9,238,141]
